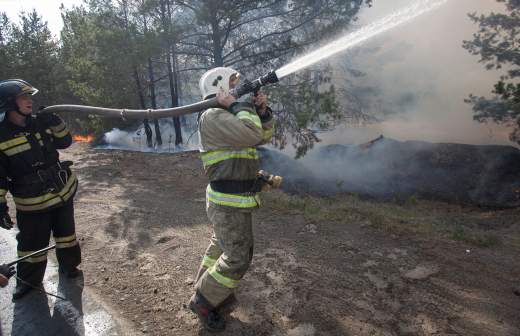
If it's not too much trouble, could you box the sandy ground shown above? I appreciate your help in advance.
[56,142,520,335]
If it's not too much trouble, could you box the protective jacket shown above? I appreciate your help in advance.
[198,101,274,209]
[0,114,77,213]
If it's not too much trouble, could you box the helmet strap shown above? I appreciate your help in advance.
[14,108,28,118]
[13,102,28,118]
[7,99,28,119]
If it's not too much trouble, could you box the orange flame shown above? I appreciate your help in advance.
[73,134,94,143]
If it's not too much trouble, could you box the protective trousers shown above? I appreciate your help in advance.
[16,202,81,286]
[195,203,254,307]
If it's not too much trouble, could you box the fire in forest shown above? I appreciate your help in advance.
[73,134,94,143]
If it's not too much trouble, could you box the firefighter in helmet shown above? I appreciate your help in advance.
[0,79,81,300]
[189,67,275,332]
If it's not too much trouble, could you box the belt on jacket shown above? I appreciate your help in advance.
[209,179,261,193]
[13,161,73,192]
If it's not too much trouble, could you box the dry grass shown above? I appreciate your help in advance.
[263,190,513,248]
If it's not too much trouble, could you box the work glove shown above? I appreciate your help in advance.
[37,106,63,127]
[0,264,15,287]
[257,170,283,192]
[0,264,15,279]
[252,91,267,111]
[0,213,13,230]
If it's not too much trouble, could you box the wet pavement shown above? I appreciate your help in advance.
[0,229,134,336]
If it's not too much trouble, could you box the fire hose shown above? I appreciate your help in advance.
[40,70,280,119]
[40,70,284,190]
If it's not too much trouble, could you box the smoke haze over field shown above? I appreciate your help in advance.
[323,0,514,147]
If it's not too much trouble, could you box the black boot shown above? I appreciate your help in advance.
[189,291,226,332]
[12,283,35,301]
[59,266,82,279]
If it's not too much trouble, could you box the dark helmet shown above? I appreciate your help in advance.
[0,79,39,113]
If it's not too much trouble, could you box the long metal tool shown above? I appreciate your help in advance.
[7,244,56,266]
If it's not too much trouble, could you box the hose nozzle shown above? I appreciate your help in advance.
[233,70,279,98]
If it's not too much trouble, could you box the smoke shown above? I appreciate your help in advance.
[260,138,520,208]
[323,0,513,147]
[101,118,199,153]
[260,1,520,206]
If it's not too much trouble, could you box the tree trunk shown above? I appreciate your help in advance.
[132,67,153,148]
[147,57,162,147]
[163,0,183,145]
[209,8,223,67]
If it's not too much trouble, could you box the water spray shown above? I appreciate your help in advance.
[42,0,447,118]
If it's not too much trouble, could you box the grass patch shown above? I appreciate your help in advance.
[451,226,500,248]
[264,190,505,248]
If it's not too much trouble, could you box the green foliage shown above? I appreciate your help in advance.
[0,13,13,77]
[173,0,370,156]
[463,0,520,144]
[60,4,141,108]
[74,115,105,137]
[268,67,342,158]
[2,1,372,151]
[451,226,500,248]
[0,10,64,107]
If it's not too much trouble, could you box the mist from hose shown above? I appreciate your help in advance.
[275,0,448,79]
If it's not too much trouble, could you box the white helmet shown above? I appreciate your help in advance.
[199,67,240,100]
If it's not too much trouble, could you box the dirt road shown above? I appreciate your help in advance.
[62,142,519,335]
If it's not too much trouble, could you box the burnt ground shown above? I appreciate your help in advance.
[55,142,520,335]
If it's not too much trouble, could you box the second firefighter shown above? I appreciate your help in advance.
[0,79,81,300]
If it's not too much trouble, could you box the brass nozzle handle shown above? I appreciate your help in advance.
[268,175,283,188]
[258,170,283,190]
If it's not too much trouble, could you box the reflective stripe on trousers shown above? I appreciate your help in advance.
[54,233,78,248]
[208,265,240,288]
[17,250,48,263]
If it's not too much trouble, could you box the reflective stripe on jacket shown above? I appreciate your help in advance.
[206,184,259,208]
[0,114,74,214]
[200,148,258,169]
[198,103,274,209]
[13,173,78,212]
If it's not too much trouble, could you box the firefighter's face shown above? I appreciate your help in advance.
[229,74,240,89]
[15,95,33,115]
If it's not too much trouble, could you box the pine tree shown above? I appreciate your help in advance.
[463,0,520,144]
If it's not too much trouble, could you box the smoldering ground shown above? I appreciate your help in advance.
[260,138,520,208]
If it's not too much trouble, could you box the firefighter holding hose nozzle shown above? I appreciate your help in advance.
[189,67,281,332]
[0,79,82,300]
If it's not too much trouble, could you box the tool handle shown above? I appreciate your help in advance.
[7,245,56,266]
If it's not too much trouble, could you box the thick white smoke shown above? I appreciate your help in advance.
[102,119,199,153]
[323,0,514,147]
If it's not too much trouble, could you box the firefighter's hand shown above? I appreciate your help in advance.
[0,264,15,287]
[252,92,268,116]
[0,264,15,279]
[0,213,13,230]
[37,108,63,127]
[217,89,236,108]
